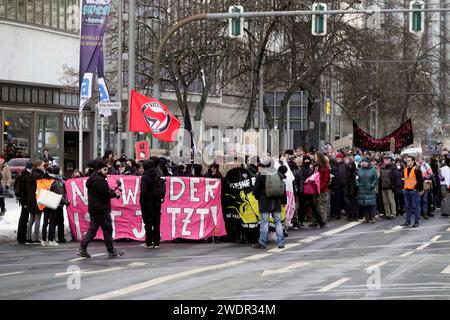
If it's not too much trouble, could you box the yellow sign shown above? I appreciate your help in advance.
[326,100,331,115]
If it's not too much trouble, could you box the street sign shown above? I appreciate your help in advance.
[98,102,122,110]
[325,99,331,115]
[228,5,244,38]
[312,3,327,36]
[409,1,424,33]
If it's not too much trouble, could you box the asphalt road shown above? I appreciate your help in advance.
[1,214,450,300]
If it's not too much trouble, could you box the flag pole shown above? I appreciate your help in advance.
[79,109,83,173]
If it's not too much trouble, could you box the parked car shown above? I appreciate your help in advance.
[8,158,30,180]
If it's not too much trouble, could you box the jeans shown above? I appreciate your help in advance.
[403,190,420,224]
[42,209,56,242]
[441,186,450,215]
[258,211,284,247]
[27,212,42,241]
[80,213,114,253]
[419,190,429,215]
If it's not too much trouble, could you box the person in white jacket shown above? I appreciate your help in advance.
[439,157,450,217]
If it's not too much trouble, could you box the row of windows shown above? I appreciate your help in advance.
[0,0,79,33]
[1,85,79,107]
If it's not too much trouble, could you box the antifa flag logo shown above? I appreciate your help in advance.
[141,102,172,134]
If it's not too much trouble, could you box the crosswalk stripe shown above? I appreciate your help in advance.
[318,277,351,292]
[321,222,361,236]
[399,251,414,257]
[441,264,450,274]
[0,271,24,277]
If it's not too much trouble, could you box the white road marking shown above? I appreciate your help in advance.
[127,262,148,267]
[0,271,24,277]
[83,260,247,300]
[365,261,388,271]
[55,266,126,277]
[317,277,351,292]
[441,264,450,274]
[243,254,272,261]
[384,226,403,234]
[298,236,322,243]
[321,222,361,236]
[430,235,442,242]
[68,253,106,262]
[399,251,414,257]
[261,262,310,277]
[447,227,450,232]
[268,243,302,253]
[416,235,442,251]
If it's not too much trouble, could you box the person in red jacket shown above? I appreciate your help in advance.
[314,152,330,225]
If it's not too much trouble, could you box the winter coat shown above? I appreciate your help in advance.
[294,167,305,195]
[253,171,287,213]
[336,162,349,187]
[356,166,379,207]
[301,165,314,181]
[379,163,397,190]
[86,172,117,216]
[16,168,31,206]
[345,167,358,200]
[1,163,12,190]
[26,169,52,214]
[140,167,165,210]
[394,168,404,193]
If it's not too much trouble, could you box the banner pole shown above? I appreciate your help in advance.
[79,110,83,172]
[101,116,105,158]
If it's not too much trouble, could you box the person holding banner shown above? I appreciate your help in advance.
[139,157,166,249]
[77,160,124,258]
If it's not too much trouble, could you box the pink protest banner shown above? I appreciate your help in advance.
[65,176,226,241]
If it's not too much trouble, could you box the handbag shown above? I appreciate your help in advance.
[303,172,321,195]
[36,189,62,210]
[423,180,432,192]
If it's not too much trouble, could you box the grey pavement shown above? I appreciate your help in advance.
[0,214,449,300]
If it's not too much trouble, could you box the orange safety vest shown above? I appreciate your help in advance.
[403,167,417,190]
[35,178,55,211]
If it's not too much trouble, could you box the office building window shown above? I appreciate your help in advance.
[17,0,25,20]
[8,87,16,102]
[4,112,32,159]
[37,114,59,159]
[44,0,51,26]
[59,0,65,29]
[51,0,58,28]
[38,89,45,104]
[35,0,43,25]
[26,0,34,23]
[0,0,5,18]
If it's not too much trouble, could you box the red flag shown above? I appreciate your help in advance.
[129,90,180,142]
[135,140,149,161]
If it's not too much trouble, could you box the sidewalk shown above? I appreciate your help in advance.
[0,197,71,244]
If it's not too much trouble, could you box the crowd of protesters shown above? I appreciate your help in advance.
[11,146,450,251]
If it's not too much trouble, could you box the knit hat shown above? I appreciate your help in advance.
[336,153,344,160]
[354,155,362,163]
[25,161,33,170]
[0,154,6,160]
[150,156,160,167]
[53,166,61,174]
[96,160,108,171]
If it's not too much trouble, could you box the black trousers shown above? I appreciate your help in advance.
[42,209,56,242]
[17,206,30,243]
[0,197,5,212]
[299,194,324,225]
[55,206,65,241]
[142,205,162,246]
[80,213,114,252]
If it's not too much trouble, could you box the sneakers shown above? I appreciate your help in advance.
[319,223,327,228]
[108,248,125,258]
[76,250,91,258]
[41,240,48,247]
[25,239,33,244]
[412,223,419,228]
[401,222,411,227]
[252,243,266,249]
[142,243,152,248]
[47,241,59,247]
[278,245,285,249]
[153,245,160,249]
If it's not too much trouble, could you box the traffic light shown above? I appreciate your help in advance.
[228,5,244,38]
[409,0,424,33]
[312,3,327,36]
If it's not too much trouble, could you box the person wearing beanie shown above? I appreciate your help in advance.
[140,157,166,249]
[15,161,33,243]
[51,166,69,243]
[0,154,11,221]
[77,160,124,258]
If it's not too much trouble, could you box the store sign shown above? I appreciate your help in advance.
[64,114,92,131]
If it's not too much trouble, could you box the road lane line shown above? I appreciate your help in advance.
[298,236,322,243]
[365,261,388,271]
[83,260,247,300]
[243,254,272,261]
[431,235,442,242]
[384,226,403,234]
[399,251,414,257]
[416,242,431,251]
[317,277,351,292]
[268,243,302,253]
[321,222,361,236]
[68,253,106,262]
[261,262,310,277]
[441,264,450,274]
[447,227,450,232]
[0,271,24,277]
[55,266,126,277]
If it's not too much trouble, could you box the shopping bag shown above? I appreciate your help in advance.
[36,189,62,210]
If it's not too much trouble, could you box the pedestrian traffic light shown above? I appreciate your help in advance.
[312,3,327,36]
[409,1,424,34]
[228,5,244,38]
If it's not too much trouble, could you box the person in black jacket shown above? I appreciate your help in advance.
[77,160,124,258]
[140,157,166,248]
[379,154,398,220]
[16,161,33,244]
[345,161,359,221]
